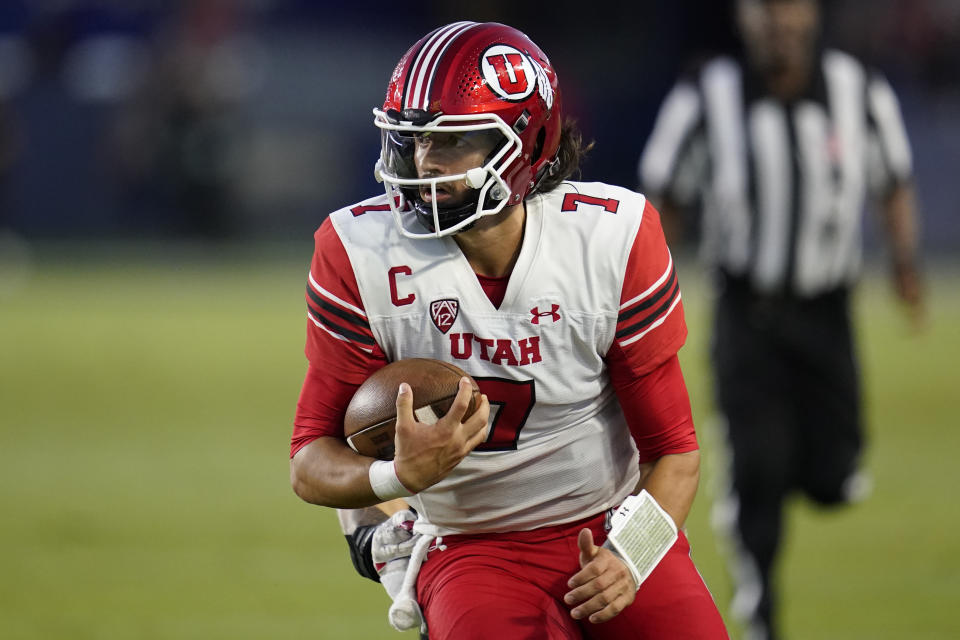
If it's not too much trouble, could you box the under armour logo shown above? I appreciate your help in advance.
[530,304,561,324]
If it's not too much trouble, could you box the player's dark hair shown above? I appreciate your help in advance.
[534,118,594,194]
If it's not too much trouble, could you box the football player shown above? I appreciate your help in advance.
[290,22,728,639]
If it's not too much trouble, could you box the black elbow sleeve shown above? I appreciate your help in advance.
[345,524,380,583]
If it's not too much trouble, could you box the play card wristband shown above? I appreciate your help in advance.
[603,490,679,591]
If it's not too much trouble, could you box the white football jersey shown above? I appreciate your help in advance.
[319,181,685,536]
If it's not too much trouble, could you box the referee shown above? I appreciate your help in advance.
[639,1,923,639]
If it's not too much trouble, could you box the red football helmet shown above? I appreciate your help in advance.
[374,22,562,238]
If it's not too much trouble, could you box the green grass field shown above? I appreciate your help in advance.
[1,243,957,639]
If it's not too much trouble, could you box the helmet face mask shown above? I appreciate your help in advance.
[374,109,522,238]
[374,22,562,239]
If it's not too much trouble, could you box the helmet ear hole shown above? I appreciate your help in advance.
[531,127,546,164]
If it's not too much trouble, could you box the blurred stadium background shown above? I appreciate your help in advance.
[0,1,957,638]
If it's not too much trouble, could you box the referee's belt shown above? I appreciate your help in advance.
[717,270,849,308]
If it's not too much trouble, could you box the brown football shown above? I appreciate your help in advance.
[344,358,481,460]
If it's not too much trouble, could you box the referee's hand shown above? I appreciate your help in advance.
[892,259,926,332]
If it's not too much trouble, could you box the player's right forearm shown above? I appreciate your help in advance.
[636,449,700,529]
[290,436,384,508]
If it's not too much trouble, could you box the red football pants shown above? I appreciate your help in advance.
[416,512,728,639]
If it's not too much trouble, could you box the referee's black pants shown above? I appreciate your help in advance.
[711,274,864,640]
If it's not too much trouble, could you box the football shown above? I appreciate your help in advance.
[344,358,481,460]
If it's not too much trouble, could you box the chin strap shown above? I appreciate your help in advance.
[412,197,479,234]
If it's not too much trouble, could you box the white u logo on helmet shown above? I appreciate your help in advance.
[480,44,537,102]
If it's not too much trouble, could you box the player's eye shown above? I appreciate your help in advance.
[415,132,458,148]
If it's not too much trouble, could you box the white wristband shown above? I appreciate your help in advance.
[369,460,414,501]
[603,490,678,591]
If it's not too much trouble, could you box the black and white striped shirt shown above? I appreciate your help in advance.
[640,49,912,297]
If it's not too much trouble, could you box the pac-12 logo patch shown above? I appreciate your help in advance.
[480,44,537,102]
[430,299,459,334]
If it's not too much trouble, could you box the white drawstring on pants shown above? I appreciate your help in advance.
[388,534,434,633]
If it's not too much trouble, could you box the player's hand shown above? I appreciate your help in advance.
[564,528,637,624]
[393,377,490,493]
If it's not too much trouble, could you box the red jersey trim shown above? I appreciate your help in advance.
[616,251,682,347]
[305,277,375,347]
[304,217,388,366]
